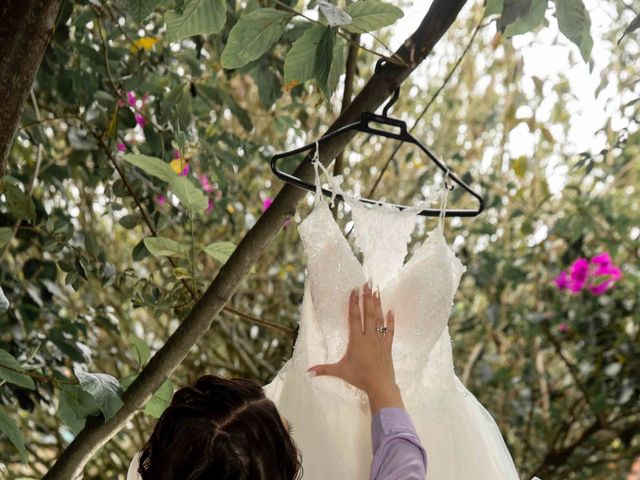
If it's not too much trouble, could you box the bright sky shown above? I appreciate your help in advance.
[388,0,636,194]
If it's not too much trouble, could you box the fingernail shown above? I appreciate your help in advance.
[306,370,317,377]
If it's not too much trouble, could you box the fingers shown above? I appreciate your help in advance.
[307,363,339,378]
[363,281,376,334]
[373,289,384,333]
[385,310,395,342]
[348,289,362,336]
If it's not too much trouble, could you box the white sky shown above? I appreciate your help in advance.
[387,0,636,194]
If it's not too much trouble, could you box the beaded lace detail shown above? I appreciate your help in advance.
[296,146,467,406]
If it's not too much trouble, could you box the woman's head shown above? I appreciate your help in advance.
[138,375,302,480]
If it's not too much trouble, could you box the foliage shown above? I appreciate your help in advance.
[0,0,638,478]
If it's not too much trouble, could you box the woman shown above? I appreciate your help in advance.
[128,283,426,479]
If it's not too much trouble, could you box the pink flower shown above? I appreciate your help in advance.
[554,271,569,290]
[558,322,569,333]
[198,174,214,193]
[205,197,214,213]
[262,197,273,212]
[155,194,166,206]
[135,113,145,128]
[179,164,189,177]
[117,142,126,152]
[127,91,137,106]
[174,149,181,159]
[568,258,589,293]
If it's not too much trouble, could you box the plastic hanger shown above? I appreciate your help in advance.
[270,61,485,217]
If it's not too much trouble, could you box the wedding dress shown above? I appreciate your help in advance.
[263,157,522,479]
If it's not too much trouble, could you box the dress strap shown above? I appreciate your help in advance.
[310,141,344,207]
[437,168,451,232]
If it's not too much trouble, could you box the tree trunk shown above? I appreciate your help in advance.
[0,0,60,180]
[43,0,468,478]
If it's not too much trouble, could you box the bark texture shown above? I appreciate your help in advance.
[0,0,61,179]
[43,1,468,478]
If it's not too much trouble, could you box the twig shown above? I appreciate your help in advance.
[94,13,120,96]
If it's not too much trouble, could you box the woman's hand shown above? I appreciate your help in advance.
[306,282,404,415]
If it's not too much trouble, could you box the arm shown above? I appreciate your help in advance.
[369,407,427,480]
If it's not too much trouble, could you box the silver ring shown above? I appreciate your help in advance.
[376,326,389,335]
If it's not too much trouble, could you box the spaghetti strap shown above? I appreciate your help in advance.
[311,141,323,206]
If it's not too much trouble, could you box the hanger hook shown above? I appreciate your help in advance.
[375,59,400,119]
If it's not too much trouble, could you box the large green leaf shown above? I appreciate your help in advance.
[168,175,209,213]
[485,0,504,16]
[129,0,162,23]
[2,184,35,221]
[74,367,124,421]
[144,379,173,418]
[165,0,227,42]
[344,0,403,34]
[554,0,592,62]
[315,27,335,97]
[502,0,548,37]
[220,8,292,69]
[0,409,28,463]
[202,241,236,264]
[123,154,176,182]
[327,37,346,98]
[58,384,100,434]
[144,236,190,258]
[128,334,151,370]
[284,25,326,86]
[0,349,35,390]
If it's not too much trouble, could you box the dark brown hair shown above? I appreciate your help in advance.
[138,375,303,480]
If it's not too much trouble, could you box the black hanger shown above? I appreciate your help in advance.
[270,61,485,218]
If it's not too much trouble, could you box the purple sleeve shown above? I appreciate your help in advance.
[369,407,427,480]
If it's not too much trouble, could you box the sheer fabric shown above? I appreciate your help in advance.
[264,154,522,479]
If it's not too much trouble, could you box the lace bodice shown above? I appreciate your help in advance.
[295,156,466,405]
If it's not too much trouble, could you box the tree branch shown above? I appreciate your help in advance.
[0,0,61,179]
[43,1,469,477]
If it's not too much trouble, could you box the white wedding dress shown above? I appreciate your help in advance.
[263,159,522,479]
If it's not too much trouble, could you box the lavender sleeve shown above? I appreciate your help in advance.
[369,407,427,480]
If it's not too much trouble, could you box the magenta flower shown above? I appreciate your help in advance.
[135,113,145,128]
[179,164,190,176]
[198,174,214,193]
[127,91,137,106]
[155,194,166,206]
[117,142,126,152]
[205,197,214,213]
[554,251,622,296]
[558,322,569,333]
[262,197,273,212]
[174,149,181,159]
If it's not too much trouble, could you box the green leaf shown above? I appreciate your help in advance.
[554,0,592,62]
[0,227,12,248]
[58,384,100,434]
[284,25,326,86]
[220,8,292,69]
[128,334,151,370]
[0,409,28,463]
[327,38,347,97]
[513,156,527,178]
[165,0,227,42]
[123,154,176,182]
[315,27,336,97]
[168,175,209,213]
[144,379,173,418]
[0,349,36,390]
[119,214,139,229]
[619,12,640,45]
[74,367,124,421]
[144,236,190,258]
[502,0,548,37]
[485,0,504,16]
[202,241,236,264]
[344,0,403,34]
[2,183,35,221]
[129,0,162,23]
